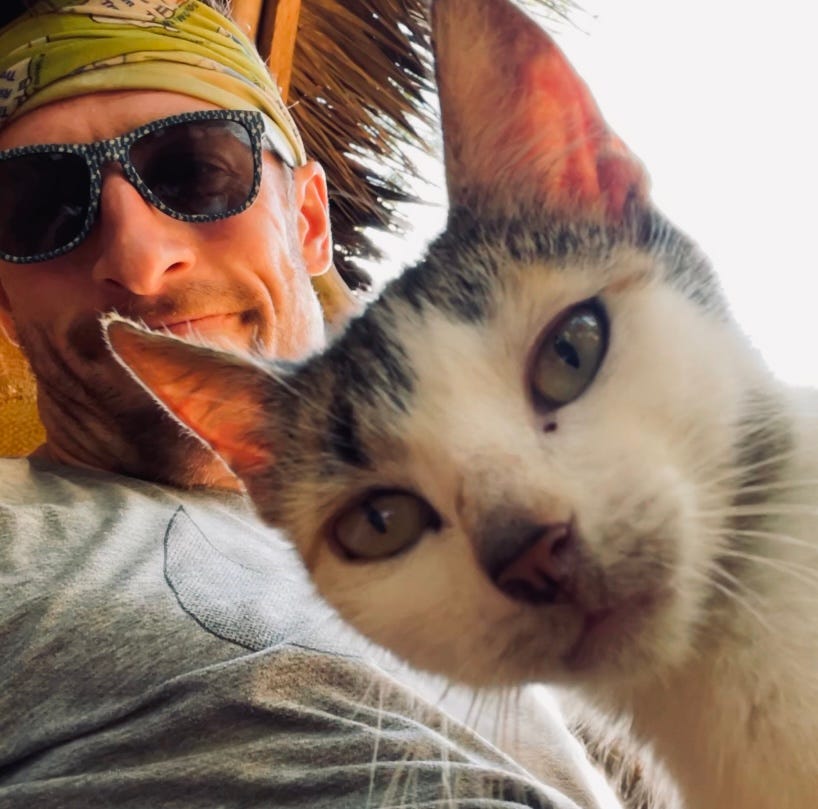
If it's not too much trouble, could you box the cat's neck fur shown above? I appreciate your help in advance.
[604,385,818,809]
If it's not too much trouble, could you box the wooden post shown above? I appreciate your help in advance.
[258,0,303,101]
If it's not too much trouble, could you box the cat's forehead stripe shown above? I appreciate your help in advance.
[327,395,371,469]
[325,310,415,414]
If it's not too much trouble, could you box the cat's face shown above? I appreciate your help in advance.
[105,0,785,689]
[245,218,772,688]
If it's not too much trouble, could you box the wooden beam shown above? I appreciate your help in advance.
[258,0,303,102]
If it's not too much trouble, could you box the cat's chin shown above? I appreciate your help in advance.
[441,582,690,689]
[394,586,684,691]
[560,588,674,676]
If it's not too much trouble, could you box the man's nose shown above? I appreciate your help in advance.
[89,172,196,295]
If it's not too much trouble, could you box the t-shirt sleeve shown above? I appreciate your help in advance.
[0,646,579,809]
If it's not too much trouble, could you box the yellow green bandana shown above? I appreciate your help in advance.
[0,0,306,166]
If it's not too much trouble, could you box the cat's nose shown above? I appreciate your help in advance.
[491,522,576,604]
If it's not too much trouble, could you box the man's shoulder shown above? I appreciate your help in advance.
[0,454,160,506]
[0,457,360,767]
[0,455,259,544]
[0,457,241,558]
[0,455,340,655]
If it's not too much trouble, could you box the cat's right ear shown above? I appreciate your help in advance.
[104,317,282,479]
[431,0,649,222]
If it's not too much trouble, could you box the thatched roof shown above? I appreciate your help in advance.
[285,0,434,290]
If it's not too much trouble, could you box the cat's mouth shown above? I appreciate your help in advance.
[562,589,670,673]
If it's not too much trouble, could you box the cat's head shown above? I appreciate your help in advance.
[106,0,786,689]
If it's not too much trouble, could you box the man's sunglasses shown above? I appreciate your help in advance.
[0,109,294,264]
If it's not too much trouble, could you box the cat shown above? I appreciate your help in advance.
[105,0,818,806]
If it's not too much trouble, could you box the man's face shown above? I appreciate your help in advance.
[0,90,332,482]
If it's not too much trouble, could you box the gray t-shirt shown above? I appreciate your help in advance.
[0,457,581,809]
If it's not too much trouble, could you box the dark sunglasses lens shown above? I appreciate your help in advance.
[129,118,256,217]
[0,152,90,259]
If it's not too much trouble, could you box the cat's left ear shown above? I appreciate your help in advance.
[105,317,280,478]
[432,0,649,222]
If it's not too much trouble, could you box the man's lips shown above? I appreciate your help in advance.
[143,313,238,337]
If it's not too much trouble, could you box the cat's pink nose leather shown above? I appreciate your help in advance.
[493,522,576,604]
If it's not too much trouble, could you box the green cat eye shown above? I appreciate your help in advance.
[333,490,440,560]
[530,300,608,409]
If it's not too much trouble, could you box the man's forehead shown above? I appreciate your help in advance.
[0,90,223,150]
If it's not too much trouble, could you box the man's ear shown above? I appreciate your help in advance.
[0,282,19,346]
[293,160,333,277]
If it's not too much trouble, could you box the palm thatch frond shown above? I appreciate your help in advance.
[289,0,434,289]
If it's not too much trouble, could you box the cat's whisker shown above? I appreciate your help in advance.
[706,525,818,555]
[434,678,457,708]
[693,451,800,489]
[708,564,779,628]
[507,686,527,763]
[717,548,818,589]
[403,741,428,808]
[650,555,775,635]
[381,745,417,809]
[493,687,510,754]
[700,503,818,519]
[348,667,386,724]
[368,676,404,806]
[369,678,436,809]
[365,678,386,809]
[715,478,818,497]
[461,686,486,732]
[697,468,816,499]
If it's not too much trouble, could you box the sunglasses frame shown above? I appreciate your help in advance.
[0,109,283,264]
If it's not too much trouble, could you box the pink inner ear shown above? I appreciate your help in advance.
[520,50,648,219]
[435,0,649,221]
[106,320,276,477]
[164,389,273,474]
[522,50,605,207]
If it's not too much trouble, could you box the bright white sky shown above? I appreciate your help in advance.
[363,0,818,387]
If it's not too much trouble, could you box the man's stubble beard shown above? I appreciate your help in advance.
[17,313,234,488]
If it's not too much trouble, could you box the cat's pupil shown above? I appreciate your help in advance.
[555,335,580,369]
[366,504,389,534]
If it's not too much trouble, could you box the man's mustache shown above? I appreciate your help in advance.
[66,288,256,362]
